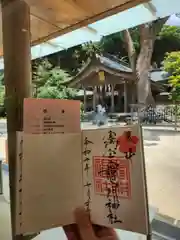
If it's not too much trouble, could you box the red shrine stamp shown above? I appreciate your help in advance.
[93,156,131,199]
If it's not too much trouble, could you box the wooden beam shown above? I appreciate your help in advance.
[1,0,34,239]
[31,0,149,47]
[124,81,128,112]
[65,0,89,15]
[0,0,149,58]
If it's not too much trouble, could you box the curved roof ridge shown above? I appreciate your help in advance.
[98,55,132,73]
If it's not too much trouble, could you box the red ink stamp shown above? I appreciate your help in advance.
[93,156,131,199]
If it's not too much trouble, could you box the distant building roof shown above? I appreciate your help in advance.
[67,55,169,94]
[98,55,132,73]
[150,69,169,83]
[67,54,133,88]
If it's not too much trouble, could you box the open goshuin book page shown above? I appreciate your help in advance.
[15,99,149,236]
[82,126,149,235]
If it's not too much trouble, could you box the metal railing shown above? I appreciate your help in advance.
[138,105,180,125]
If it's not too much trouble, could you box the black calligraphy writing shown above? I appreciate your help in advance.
[102,130,123,224]
[83,137,93,212]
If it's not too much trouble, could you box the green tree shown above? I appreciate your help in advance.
[159,25,180,39]
[32,59,77,99]
[164,51,180,101]
[153,25,180,65]
[0,85,5,105]
[81,41,103,58]
[72,41,104,69]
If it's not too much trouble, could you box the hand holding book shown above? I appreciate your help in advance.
[15,99,149,236]
[64,208,118,240]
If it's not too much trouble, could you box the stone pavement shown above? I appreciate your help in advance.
[143,129,180,221]
[0,195,11,239]
[0,135,6,159]
[0,171,11,239]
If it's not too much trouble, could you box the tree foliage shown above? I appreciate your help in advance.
[48,23,180,74]
[32,59,77,99]
[70,28,140,69]
[164,51,180,101]
[152,25,180,65]
[159,25,180,40]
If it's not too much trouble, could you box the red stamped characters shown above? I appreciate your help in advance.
[117,130,139,159]
[93,156,131,199]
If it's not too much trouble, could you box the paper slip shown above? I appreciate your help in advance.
[23,98,80,134]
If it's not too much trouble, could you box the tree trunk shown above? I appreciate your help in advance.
[136,18,168,106]
[123,30,136,72]
[123,18,168,108]
[136,24,155,106]
[123,30,137,108]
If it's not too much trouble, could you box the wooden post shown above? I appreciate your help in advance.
[118,90,121,112]
[2,0,32,239]
[93,86,97,111]
[111,84,115,112]
[83,87,87,112]
[124,80,128,113]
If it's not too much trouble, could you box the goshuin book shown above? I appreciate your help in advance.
[15,98,150,236]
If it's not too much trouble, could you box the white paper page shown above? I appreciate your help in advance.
[82,125,149,235]
[19,133,83,234]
